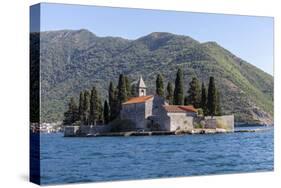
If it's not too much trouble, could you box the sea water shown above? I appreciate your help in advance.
[39,126,273,185]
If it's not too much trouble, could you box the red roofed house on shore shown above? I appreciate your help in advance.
[121,76,198,131]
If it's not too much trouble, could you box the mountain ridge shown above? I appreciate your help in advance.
[31,29,273,124]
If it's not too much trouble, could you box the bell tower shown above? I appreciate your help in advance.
[137,76,146,96]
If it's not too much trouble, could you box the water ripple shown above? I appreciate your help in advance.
[40,127,274,185]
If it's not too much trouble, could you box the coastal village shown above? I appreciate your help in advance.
[63,69,234,137]
[30,122,62,133]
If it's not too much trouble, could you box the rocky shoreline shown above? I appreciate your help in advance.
[64,128,271,137]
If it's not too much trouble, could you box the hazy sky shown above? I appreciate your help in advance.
[31,3,274,75]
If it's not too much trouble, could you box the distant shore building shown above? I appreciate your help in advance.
[121,76,198,131]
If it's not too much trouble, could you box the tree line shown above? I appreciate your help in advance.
[156,68,221,116]
[63,74,133,125]
[63,68,222,125]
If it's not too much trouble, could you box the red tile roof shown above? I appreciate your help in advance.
[178,106,198,112]
[163,105,197,113]
[123,95,153,105]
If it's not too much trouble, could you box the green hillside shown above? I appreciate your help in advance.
[31,29,273,124]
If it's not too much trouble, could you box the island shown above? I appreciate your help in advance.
[64,69,234,137]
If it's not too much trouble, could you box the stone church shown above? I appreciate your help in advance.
[120,76,198,131]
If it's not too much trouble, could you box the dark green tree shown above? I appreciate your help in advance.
[83,90,91,125]
[109,82,115,119]
[124,76,132,98]
[156,74,165,97]
[131,83,137,97]
[98,98,103,123]
[184,96,189,106]
[207,76,217,116]
[166,82,173,104]
[63,97,79,125]
[201,82,207,114]
[215,88,222,116]
[103,100,110,124]
[108,81,119,121]
[117,74,128,113]
[173,68,184,105]
[78,91,84,121]
[90,87,100,125]
[186,77,201,108]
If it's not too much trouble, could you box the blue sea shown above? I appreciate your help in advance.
[39,126,274,185]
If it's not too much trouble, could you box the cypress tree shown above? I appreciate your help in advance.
[207,76,217,116]
[98,98,103,123]
[63,110,72,125]
[215,89,222,116]
[78,91,84,121]
[103,100,110,124]
[117,74,128,113]
[184,96,189,105]
[83,90,91,125]
[90,87,100,125]
[108,82,118,121]
[108,81,115,116]
[156,74,165,97]
[130,83,137,97]
[201,82,207,114]
[113,88,119,117]
[166,82,173,104]
[63,97,79,125]
[71,97,79,122]
[187,77,201,108]
[173,68,184,105]
[124,76,131,98]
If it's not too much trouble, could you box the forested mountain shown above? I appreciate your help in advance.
[31,29,273,124]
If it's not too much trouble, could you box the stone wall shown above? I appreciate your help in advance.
[148,110,170,131]
[151,96,167,116]
[121,102,146,129]
[204,118,217,129]
[121,97,154,130]
[80,125,111,135]
[134,103,146,129]
[64,126,80,137]
[205,115,234,131]
[64,125,112,136]
[64,115,234,136]
[145,98,153,118]
[167,113,194,131]
[146,96,169,131]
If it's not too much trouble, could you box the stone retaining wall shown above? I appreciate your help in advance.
[64,126,80,137]
[80,125,112,135]
[64,115,234,136]
[64,125,111,136]
[205,115,234,131]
